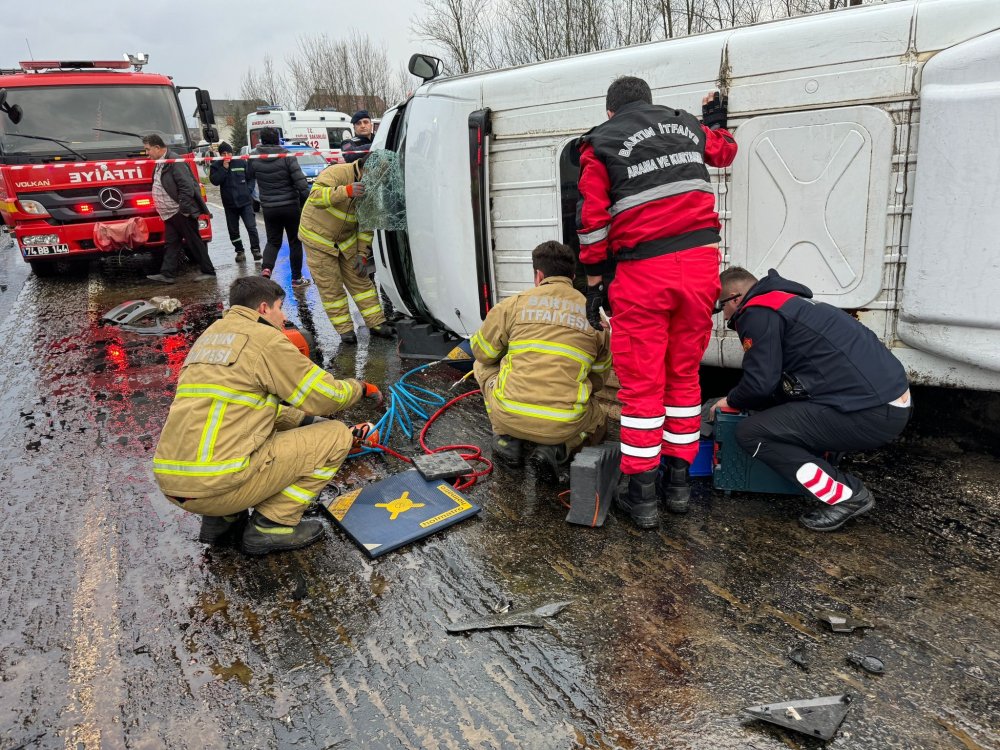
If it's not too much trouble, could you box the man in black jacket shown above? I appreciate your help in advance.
[247,128,311,287]
[143,134,216,284]
[209,142,261,263]
[341,111,373,164]
[713,267,911,532]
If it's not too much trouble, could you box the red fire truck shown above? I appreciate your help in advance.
[0,55,217,276]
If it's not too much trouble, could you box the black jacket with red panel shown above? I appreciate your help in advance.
[576,100,737,275]
[726,269,908,412]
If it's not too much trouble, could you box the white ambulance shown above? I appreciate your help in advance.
[370,0,1000,390]
[245,107,354,152]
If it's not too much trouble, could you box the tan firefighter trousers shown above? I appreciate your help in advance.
[304,242,386,335]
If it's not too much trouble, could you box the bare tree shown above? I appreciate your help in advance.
[411,0,492,74]
[240,55,288,107]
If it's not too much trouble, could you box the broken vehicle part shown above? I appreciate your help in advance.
[446,600,573,634]
[787,645,809,671]
[817,610,873,633]
[743,694,852,741]
[102,299,161,326]
[846,652,885,674]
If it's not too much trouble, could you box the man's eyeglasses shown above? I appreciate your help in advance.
[712,293,741,315]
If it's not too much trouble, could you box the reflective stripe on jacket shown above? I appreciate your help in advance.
[470,276,611,443]
[298,162,368,255]
[153,305,363,497]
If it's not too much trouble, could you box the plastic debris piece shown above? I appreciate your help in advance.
[787,645,810,671]
[102,299,161,326]
[846,652,885,674]
[446,600,573,634]
[744,694,852,741]
[119,323,184,335]
[150,295,182,314]
[817,609,873,633]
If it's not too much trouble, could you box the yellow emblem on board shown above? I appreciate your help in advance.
[375,491,426,520]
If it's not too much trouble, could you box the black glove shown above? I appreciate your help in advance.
[585,281,608,331]
[702,92,729,130]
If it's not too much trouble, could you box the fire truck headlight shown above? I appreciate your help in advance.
[18,200,49,216]
[21,233,60,246]
[198,219,209,231]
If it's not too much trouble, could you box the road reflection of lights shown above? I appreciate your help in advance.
[105,340,128,371]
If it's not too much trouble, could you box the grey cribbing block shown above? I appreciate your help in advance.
[412,451,471,480]
[566,442,621,527]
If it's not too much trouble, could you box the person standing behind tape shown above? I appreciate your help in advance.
[247,128,311,288]
[298,157,395,345]
[470,240,611,481]
[576,76,738,529]
[153,276,384,554]
[209,142,261,263]
[341,110,373,164]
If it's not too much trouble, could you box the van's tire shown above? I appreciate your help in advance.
[28,260,58,277]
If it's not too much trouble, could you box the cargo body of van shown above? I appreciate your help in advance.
[370,0,1000,390]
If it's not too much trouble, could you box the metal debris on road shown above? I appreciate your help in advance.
[846,652,885,674]
[743,694,852,741]
[446,600,573,634]
[817,609,873,633]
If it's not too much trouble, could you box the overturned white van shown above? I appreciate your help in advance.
[371,0,1000,390]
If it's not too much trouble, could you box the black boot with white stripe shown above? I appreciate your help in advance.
[799,487,875,532]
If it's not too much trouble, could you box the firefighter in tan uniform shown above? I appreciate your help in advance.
[153,277,383,555]
[471,241,612,479]
[298,158,395,345]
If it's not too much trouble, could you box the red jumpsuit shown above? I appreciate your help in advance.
[577,101,737,474]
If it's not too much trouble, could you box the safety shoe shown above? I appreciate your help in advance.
[251,248,263,261]
[146,273,176,284]
[261,268,272,279]
[658,456,691,514]
[235,251,246,263]
[242,515,325,555]
[340,331,358,345]
[617,469,659,529]
[369,323,396,339]
[198,510,248,545]
[799,488,875,532]
[492,433,525,467]
[291,277,312,288]
[528,443,570,483]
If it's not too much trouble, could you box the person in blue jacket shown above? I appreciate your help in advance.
[712,267,911,532]
[209,142,261,263]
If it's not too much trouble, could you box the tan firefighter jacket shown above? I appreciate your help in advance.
[298,162,373,257]
[153,305,364,498]
[470,276,612,443]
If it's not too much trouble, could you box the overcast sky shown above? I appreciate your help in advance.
[3,0,427,100]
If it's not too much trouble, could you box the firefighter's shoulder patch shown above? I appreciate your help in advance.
[742,338,753,352]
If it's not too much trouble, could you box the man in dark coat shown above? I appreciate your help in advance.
[341,111,373,164]
[143,134,216,284]
[210,142,261,263]
[247,128,311,287]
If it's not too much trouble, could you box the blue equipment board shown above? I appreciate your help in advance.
[324,470,481,558]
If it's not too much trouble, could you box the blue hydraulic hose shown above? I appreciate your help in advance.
[349,361,447,458]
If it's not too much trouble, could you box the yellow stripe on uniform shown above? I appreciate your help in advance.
[153,457,250,476]
[287,365,325,407]
[197,400,227,462]
[281,483,318,504]
[299,226,336,249]
[470,331,499,359]
[176,384,278,410]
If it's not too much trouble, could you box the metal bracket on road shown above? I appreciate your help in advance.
[744,694,852,741]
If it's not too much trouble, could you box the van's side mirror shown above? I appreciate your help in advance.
[408,54,443,82]
[0,88,22,125]
[195,89,216,125]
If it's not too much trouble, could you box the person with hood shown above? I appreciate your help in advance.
[143,133,216,284]
[247,127,311,287]
[341,111,373,164]
[209,142,261,263]
[298,155,395,344]
[712,267,911,532]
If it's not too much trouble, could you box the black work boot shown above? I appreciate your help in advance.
[659,456,691,514]
[198,510,248,544]
[617,469,659,529]
[528,443,570,484]
[492,434,525,467]
[340,331,358,345]
[369,323,396,339]
[250,247,262,261]
[798,488,875,532]
[242,515,325,555]
[234,243,246,263]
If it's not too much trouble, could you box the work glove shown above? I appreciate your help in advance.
[352,252,370,276]
[585,280,608,331]
[702,91,728,130]
[346,182,366,199]
[361,381,384,405]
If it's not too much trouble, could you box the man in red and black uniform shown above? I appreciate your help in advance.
[576,76,738,529]
[713,267,911,532]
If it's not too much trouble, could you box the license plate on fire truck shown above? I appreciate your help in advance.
[23,244,70,257]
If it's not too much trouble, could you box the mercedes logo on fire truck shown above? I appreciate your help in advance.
[98,187,125,210]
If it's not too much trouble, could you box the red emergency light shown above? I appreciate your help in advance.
[133,198,152,208]
[20,60,132,71]
[75,203,94,214]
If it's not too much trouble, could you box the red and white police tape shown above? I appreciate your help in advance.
[3,149,372,171]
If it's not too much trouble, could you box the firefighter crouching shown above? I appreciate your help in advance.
[712,267,911,532]
[471,241,612,479]
[152,277,383,555]
[298,156,395,345]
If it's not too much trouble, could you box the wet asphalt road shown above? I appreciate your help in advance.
[0,199,998,750]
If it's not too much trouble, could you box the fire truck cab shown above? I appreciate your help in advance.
[0,56,216,275]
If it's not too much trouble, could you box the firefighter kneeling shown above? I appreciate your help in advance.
[152,277,382,554]
[471,241,612,479]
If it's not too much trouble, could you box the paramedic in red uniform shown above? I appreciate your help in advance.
[576,76,738,529]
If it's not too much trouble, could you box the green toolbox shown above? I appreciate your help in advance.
[712,409,805,495]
